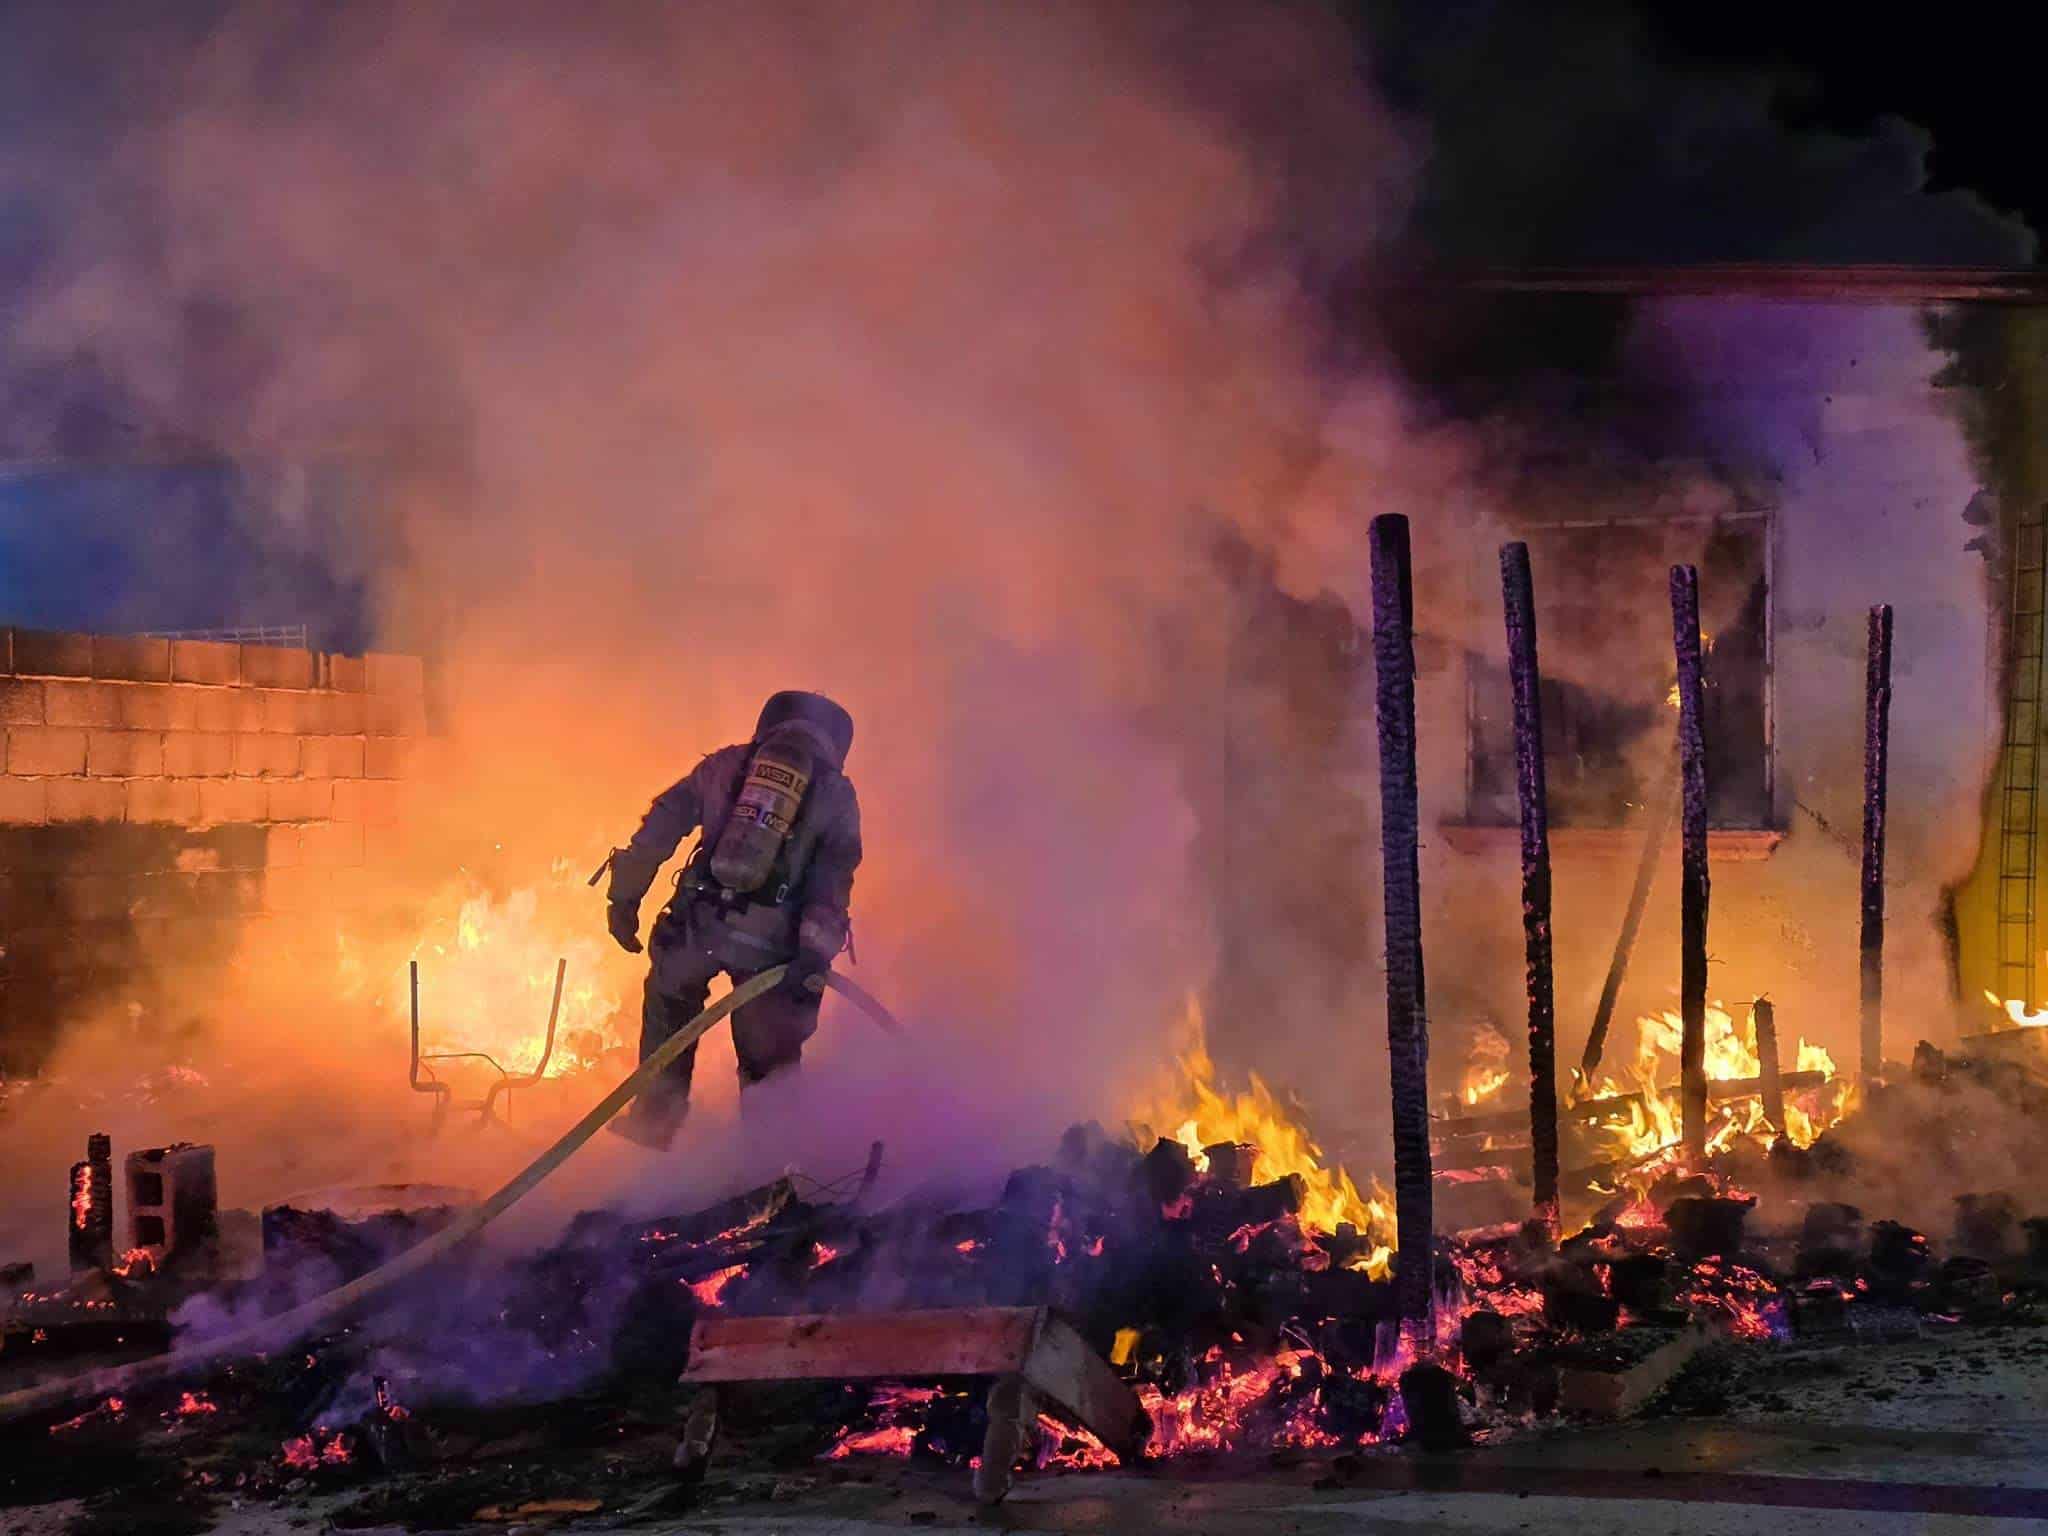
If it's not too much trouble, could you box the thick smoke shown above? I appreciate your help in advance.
[0,0,2034,1291]
[1,0,1452,1242]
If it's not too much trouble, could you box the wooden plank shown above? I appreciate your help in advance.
[684,1306,1040,1383]
[1021,1313,1148,1458]
[1558,1325,1710,1420]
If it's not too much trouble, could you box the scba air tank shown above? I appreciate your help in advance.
[709,738,813,893]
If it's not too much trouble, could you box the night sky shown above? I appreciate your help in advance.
[1643,2,2045,241]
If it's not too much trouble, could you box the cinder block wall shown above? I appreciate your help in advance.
[0,628,425,1073]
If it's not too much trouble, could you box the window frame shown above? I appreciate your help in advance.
[1461,508,1777,831]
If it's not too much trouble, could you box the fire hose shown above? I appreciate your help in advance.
[0,965,902,1426]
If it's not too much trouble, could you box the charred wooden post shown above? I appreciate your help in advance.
[1861,603,1894,1081]
[1500,542,1559,1219]
[1753,997,1786,1133]
[67,1132,114,1275]
[1370,513,1434,1324]
[1670,565,1711,1160]
[1580,766,1678,1083]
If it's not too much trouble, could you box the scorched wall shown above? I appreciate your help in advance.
[0,629,424,1074]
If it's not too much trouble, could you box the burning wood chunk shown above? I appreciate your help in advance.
[68,1133,114,1276]
[1138,1138,1197,1210]
[1202,1143,1257,1190]
[261,1184,475,1284]
[1953,1192,2019,1260]
[1456,1308,1514,1375]
[1395,1362,1465,1451]
[1662,1195,1755,1261]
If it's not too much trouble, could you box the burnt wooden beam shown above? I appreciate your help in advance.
[1670,565,1710,1160]
[1501,542,1559,1219]
[1861,604,1894,1080]
[1448,265,2048,305]
[1752,997,1785,1133]
[68,1133,113,1276]
[1579,766,1678,1083]
[1370,513,1434,1325]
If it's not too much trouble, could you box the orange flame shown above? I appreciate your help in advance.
[1133,997,1394,1277]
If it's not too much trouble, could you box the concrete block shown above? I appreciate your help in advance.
[162,732,236,778]
[259,866,323,914]
[259,689,317,734]
[124,1144,218,1266]
[298,819,364,869]
[367,652,425,698]
[0,777,48,825]
[0,679,43,724]
[126,778,204,824]
[41,681,123,728]
[240,645,316,690]
[368,692,428,737]
[114,686,182,732]
[198,778,268,825]
[266,778,334,822]
[170,640,240,686]
[92,635,172,683]
[366,736,416,780]
[233,733,299,779]
[193,823,268,871]
[10,629,93,678]
[45,778,125,823]
[333,777,403,825]
[189,687,265,735]
[7,726,88,775]
[322,692,369,736]
[60,874,133,922]
[264,824,302,868]
[85,730,164,778]
[300,735,366,778]
[323,653,368,692]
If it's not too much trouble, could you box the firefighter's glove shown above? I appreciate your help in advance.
[608,901,644,954]
[784,950,830,1000]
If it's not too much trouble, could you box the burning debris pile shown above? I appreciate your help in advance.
[13,1004,2048,1528]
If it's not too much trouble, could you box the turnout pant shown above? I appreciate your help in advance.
[636,927,820,1126]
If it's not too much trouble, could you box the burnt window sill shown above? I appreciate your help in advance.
[1436,822,1786,862]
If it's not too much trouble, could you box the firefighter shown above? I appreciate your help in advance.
[602,691,861,1149]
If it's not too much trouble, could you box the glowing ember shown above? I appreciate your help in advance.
[1135,997,1394,1244]
[687,1264,748,1308]
[1135,1346,1355,1457]
[812,1243,842,1266]
[822,1385,937,1461]
[68,1167,93,1233]
[1681,1259,1787,1340]
[172,1391,218,1418]
[48,1397,124,1435]
[954,1238,985,1255]
[281,1429,353,1469]
[1035,1414,1121,1471]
